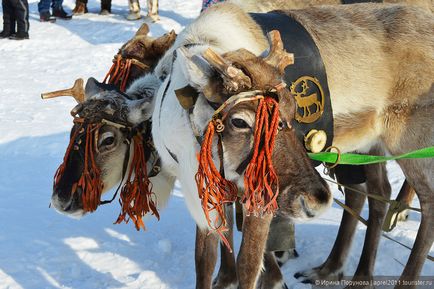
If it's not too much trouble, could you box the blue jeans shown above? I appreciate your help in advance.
[38,0,63,13]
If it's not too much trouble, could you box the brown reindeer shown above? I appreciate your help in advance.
[45,24,177,217]
[103,23,176,91]
[152,2,433,288]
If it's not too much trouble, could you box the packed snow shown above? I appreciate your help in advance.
[0,0,433,288]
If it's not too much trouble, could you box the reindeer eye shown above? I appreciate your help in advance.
[102,137,115,146]
[98,132,116,148]
[231,118,250,129]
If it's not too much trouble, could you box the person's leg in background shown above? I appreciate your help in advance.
[146,0,158,21]
[100,0,111,15]
[72,0,87,15]
[9,0,29,40]
[38,0,56,22]
[52,0,72,19]
[126,0,141,20]
[1,0,16,38]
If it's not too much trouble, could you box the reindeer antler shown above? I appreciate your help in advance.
[41,78,85,103]
[202,48,252,93]
[263,30,294,74]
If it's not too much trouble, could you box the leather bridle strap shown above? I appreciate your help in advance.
[100,139,131,205]
[159,43,205,163]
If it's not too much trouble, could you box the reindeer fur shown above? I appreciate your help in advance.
[149,3,433,289]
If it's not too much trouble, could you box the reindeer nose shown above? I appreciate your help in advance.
[299,196,316,218]
[312,178,332,205]
[299,182,332,218]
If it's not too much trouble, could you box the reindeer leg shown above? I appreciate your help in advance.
[391,156,433,289]
[295,175,366,283]
[398,191,433,289]
[382,101,434,289]
[213,204,238,289]
[346,159,391,289]
[257,252,288,289]
[237,212,273,289]
[394,180,416,222]
[196,226,219,289]
[393,159,433,289]
[256,217,296,289]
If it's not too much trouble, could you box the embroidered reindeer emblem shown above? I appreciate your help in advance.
[290,76,325,123]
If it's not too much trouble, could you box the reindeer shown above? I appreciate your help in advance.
[45,13,300,288]
[45,26,177,220]
[46,1,432,288]
[102,23,176,91]
[149,2,433,289]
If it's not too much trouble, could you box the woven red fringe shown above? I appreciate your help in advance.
[195,120,238,249]
[242,97,280,215]
[54,123,104,213]
[195,97,280,249]
[103,56,132,92]
[115,134,160,230]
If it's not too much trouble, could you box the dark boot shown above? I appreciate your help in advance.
[53,7,72,19]
[100,0,111,15]
[72,0,88,15]
[9,31,28,40]
[0,31,13,39]
[40,11,56,22]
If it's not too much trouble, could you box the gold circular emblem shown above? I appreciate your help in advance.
[290,76,325,123]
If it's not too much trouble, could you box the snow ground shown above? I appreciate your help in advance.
[0,0,433,288]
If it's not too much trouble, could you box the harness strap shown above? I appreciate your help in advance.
[100,138,131,205]
[250,11,334,157]
[309,146,434,165]
[332,194,433,262]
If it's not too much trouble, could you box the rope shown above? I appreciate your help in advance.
[324,178,421,212]
[324,178,433,262]
[308,146,434,165]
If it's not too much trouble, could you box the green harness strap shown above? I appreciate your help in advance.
[310,145,434,261]
[308,146,434,165]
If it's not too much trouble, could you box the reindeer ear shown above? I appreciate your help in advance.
[127,98,154,124]
[125,73,161,124]
[126,73,161,100]
[175,85,199,110]
[202,48,252,94]
[85,77,103,98]
[177,47,213,91]
[152,30,177,53]
[135,23,150,36]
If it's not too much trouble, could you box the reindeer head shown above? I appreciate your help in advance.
[116,23,177,86]
[45,76,160,227]
[178,31,331,226]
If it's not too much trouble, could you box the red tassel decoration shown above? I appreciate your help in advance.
[116,134,160,230]
[243,97,280,216]
[103,55,132,92]
[195,120,238,249]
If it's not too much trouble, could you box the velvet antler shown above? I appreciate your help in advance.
[263,30,294,74]
[41,78,85,103]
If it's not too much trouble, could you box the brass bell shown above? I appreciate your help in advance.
[304,129,327,153]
